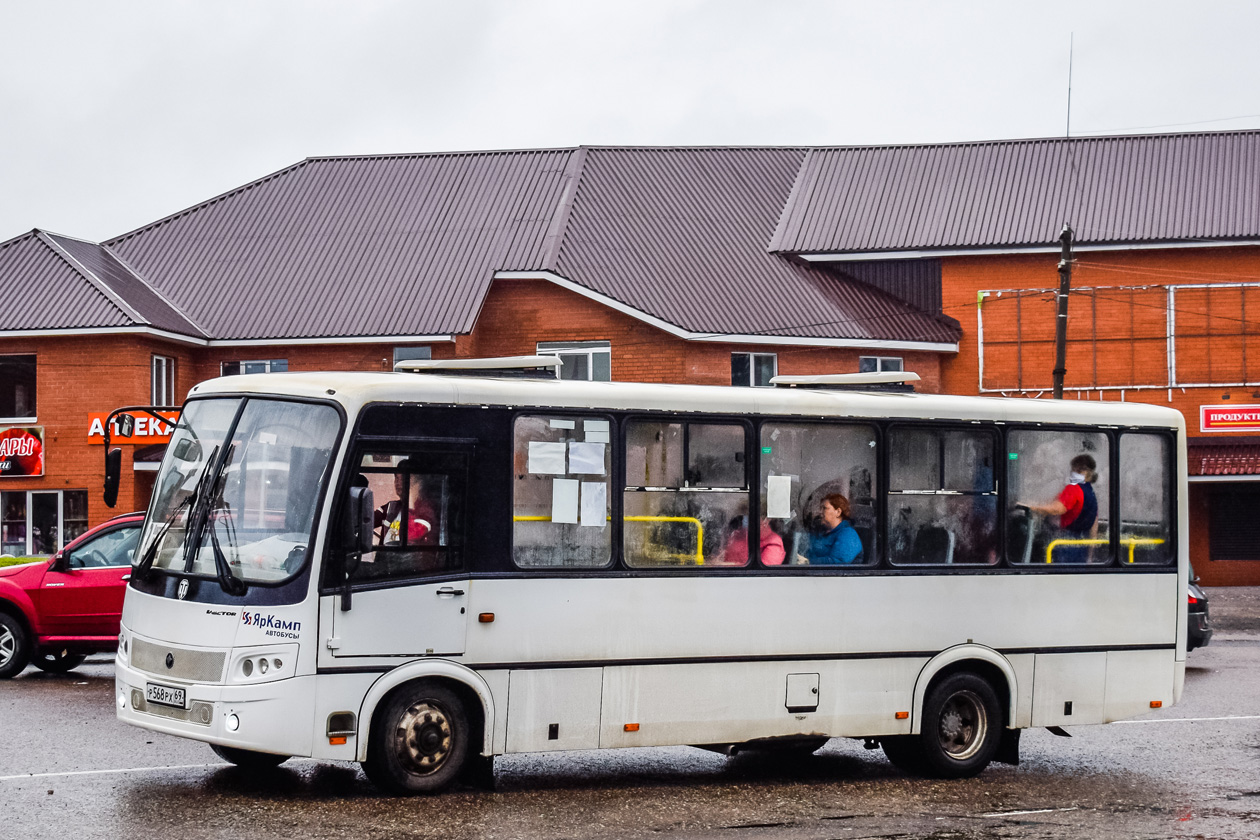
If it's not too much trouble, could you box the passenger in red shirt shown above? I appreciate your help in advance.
[1023,454,1099,562]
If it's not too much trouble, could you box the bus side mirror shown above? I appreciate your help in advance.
[345,486,374,555]
[341,486,373,612]
[104,448,123,508]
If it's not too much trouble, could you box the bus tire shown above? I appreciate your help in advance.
[364,681,468,795]
[918,672,1002,779]
[0,612,32,679]
[210,743,290,770]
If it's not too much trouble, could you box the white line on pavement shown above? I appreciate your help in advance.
[1112,714,1260,724]
[0,758,320,783]
[979,807,1079,817]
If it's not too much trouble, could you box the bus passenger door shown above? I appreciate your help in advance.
[325,447,472,658]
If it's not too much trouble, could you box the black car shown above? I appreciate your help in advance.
[1188,568,1212,652]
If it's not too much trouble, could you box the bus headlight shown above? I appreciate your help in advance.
[226,713,240,732]
[229,644,298,684]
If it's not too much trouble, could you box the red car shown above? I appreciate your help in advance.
[0,512,144,678]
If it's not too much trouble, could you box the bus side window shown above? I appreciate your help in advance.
[1119,433,1173,566]
[759,422,878,566]
[512,415,612,568]
[888,427,998,566]
[348,452,466,581]
[624,420,749,568]
[1006,430,1110,565]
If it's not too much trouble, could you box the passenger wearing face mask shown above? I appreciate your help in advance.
[1022,454,1099,563]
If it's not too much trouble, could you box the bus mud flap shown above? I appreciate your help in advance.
[995,728,1021,766]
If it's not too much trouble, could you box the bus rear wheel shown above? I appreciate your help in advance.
[882,672,1002,779]
[919,672,1002,778]
[364,681,468,795]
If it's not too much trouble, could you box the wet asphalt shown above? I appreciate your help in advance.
[2,590,1259,840]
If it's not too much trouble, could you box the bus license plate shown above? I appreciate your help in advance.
[145,682,187,709]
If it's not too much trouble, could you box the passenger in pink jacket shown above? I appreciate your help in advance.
[718,518,786,565]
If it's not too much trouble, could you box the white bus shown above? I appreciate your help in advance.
[113,360,1187,794]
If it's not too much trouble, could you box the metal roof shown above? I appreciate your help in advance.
[106,150,578,341]
[43,233,205,337]
[100,145,957,345]
[552,147,960,343]
[771,130,1260,255]
[0,231,146,332]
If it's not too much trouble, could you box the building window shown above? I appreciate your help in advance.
[0,355,36,420]
[152,355,176,405]
[393,347,432,368]
[732,353,777,387]
[537,341,611,381]
[1,489,88,556]
[221,359,288,376]
[859,356,903,373]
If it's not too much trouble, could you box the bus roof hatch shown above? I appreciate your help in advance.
[394,355,562,379]
[770,371,921,391]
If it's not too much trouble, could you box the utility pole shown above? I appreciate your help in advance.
[1052,223,1074,399]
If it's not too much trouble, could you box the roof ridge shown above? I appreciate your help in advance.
[38,231,150,327]
[99,244,211,339]
[305,146,581,163]
[540,148,589,270]
[797,127,1260,154]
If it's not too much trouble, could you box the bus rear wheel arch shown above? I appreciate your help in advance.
[364,679,472,795]
[883,670,1004,779]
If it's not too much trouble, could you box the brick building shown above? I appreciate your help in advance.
[3,132,1260,583]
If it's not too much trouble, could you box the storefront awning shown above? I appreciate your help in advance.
[1189,436,1260,478]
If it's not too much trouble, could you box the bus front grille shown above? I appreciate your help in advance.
[131,639,227,683]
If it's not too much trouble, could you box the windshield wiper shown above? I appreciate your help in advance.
[207,505,247,596]
[133,446,220,582]
[188,444,247,596]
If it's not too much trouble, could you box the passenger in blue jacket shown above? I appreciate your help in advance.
[806,493,863,564]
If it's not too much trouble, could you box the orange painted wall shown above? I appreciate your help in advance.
[939,245,1260,585]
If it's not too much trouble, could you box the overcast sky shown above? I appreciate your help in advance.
[2,0,1258,243]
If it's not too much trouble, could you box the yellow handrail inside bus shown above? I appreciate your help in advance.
[513,514,706,564]
[1044,537,1166,564]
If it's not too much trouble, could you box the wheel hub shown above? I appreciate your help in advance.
[0,626,14,666]
[937,690,985,759]
[396,702,452,774]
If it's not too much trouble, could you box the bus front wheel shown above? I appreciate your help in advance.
[364,681,469,795]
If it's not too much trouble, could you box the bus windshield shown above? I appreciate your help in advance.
[138,397,341,587]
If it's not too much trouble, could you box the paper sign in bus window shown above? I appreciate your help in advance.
[584,419,610,443]
[552,478,579,524]
[581,482,606,527]
[568,442,606,474]
[549,419,576,430]
[528,441,566,475]
[767,474,793,519]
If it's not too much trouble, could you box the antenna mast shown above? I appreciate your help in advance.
[1066,33,1074,137]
